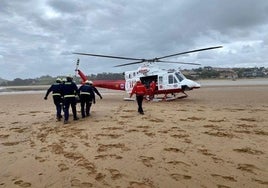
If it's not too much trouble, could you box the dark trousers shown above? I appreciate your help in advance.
[63,97,77,121]
[80,95,92,117]
[136,95,144,113]
[53,96,62,119]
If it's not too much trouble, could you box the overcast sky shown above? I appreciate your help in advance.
[1,0,268,80]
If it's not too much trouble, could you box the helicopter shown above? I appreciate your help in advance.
[73,46,222,101]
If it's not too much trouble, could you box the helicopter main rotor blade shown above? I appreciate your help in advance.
[73,52,142,61]
[114,60,145,67]
[158,46,222,60]
[157,60,201,65]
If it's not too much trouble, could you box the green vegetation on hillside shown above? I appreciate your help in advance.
[0,67,267,86]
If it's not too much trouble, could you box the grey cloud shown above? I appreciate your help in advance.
[0,0,268,80]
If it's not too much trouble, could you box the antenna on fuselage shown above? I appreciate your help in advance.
[75,58,80,71]
[75,58,80,77]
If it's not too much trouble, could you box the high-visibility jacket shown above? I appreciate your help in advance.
[61,81,79,98]
[131,82,147,96]
[79,84,95,100]
[45,82,62,98]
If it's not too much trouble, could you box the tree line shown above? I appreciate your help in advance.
[1,67,267,86]
[0,73,125,86]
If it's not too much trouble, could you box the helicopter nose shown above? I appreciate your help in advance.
[181,79,201,89]
[192,81,201,88]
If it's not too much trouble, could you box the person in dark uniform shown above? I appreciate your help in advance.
[44,78,63,121]
[61,75,79,124]
[88,81,103,99]
[79,80,95,118]
[130,79,147,115]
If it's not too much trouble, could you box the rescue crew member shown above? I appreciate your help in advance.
[61,75,79,124]
[130,79,147,115]
[88,81,103,99]
[79,80,95,118]
[149,80,156,100]
[44,77,63,121]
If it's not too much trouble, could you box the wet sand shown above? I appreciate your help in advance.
[0,81,267,187]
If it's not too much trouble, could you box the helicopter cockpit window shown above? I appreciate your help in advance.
[168,75,178,84]
[175,72,184,82]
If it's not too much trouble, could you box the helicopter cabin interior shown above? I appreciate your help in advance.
[140,75,158,89]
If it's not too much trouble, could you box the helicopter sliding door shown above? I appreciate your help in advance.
[158,73,181,90]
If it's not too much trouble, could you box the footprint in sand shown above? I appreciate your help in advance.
[198,148,215,156]
[237,163,259,174]
[233,147,264,155]
[58,163,69,172]
[170,173,192,180]
[187,116,206,121]
[35,156,46,163]
[144,132,155,137]
[0,134,9,138]
[102,127,124,130]
[108,169,123,179]
[203,131,235,138]
[95,173,106,181]
[239,117,257,122]
[73,157,96,174]
[252,178,268,185]
[158,130,169,134]
[125,129,139,133]
[14,180,31,187]
[95,154,122,160]
[164,147,184,153]
[208,119,226,122]
[95,133,123,139]
[137,126,151,129]
[10,122,19,125]
[97,143,129,152]
[211,174,237,182]
[254,130,268,136]
[139,156,155,167]
[170,134,189,139]
[148,118,164,123]
[2,141,20,146]
[18,113,27,116]
[203,124,219,128]
[235,123,255,128]
[70,178,92,187]
[48,143,64,154]
[167,161,191,167]
[129,181,154,188]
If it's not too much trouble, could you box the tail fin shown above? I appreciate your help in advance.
[77,69,88,83]
[75,58,88,83]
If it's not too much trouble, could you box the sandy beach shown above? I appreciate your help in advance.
[0,80,267,188]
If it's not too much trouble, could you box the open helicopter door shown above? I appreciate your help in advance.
[139,75,158,89]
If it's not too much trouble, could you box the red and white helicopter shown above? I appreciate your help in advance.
[74,46,222,101]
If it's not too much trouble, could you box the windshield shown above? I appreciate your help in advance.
[175,72,185,82]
